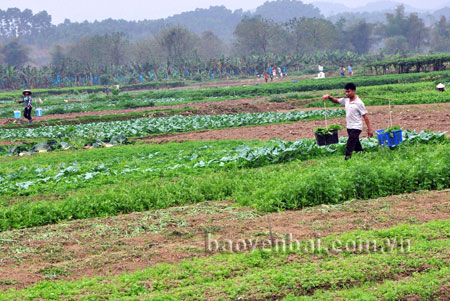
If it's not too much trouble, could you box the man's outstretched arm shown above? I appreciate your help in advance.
[322,94,340,104]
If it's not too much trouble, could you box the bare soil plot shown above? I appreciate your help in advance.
[143,103,450,143]
[1,189,449,291]
[0,97,304,126]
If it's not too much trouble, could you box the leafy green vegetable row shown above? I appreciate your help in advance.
[367,53,450,68]
[3,219,449,299]
[0,142,448,231]
[1,77,443,118]
[307,89,450,107]
[135,71,449,100]
[1,130,445,196]
[1,97,194,118]
[0,109,345,140]
[0,81,185,100]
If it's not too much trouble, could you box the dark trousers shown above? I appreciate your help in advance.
[24,106,32,122]
[346,129,364,158]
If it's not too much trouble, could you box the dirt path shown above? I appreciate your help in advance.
[157,75,306,91]
[0,189,449,291]
[143,103,450,143]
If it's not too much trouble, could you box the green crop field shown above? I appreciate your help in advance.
[0,70,449,299]
[0,71,448,119]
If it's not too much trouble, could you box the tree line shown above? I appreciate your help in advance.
[0,3,449,90]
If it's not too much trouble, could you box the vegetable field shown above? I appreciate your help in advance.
[0,70,449,299]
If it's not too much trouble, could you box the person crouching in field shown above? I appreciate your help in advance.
[322,83,374,160]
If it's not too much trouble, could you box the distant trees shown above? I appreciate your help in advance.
[1,4,450,67]
[67,32,130,68]
[430,16,450,52]
[0,3,450,90]
[0,8,52,41]
[233,17,278,56]
[50,45,66,69]
[347,20,373,54]
[132,39,161,66]
[382,5,428,53]
[0,39,29,67]
[254,0,322,23]
[158,26,196,69]
[197,31,227,59]
[288,18,342,54]
[233,16,370,56]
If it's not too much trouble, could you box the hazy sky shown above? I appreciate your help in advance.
[1,0,448,24]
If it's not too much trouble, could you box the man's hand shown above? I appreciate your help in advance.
[368,129,374,138]
[322,94,330,102]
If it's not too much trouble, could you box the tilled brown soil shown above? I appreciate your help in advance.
[0,189,449,291]
[0,97,305,126]
[143,103,450,143]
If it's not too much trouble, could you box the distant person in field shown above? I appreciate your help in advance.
[323,83,373,160]
[340,66,345,77]
[277,66,282,77]
[264,73,269,83]
[348,65,353,76]
[272,67,277,79]
[436,83,446,92]
[16,90,43,124]
[17,90,34,123]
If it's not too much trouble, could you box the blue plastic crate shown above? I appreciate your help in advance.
[36,108,43,116]
[14,111,21,118]
[376,129,403,147]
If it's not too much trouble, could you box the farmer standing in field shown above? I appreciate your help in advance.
[16,90,43,124]
[17,90,34,124]
[323,83,374,160]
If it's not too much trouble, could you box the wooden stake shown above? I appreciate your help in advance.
[389,98,393,128]
[267,216,275,248]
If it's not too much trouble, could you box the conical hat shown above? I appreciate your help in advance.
[22,90,32,95]
[436,83,445,89]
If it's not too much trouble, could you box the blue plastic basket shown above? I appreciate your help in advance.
[36,108,43,116]
[14,111,21,118]
[376,129,403,147]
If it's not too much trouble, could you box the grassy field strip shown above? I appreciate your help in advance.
[0,106,201,130]
[0,142,448,231]
[0,133,445,197]
[1,71,447,117]
[0,189,448,293]
[120,71,450,100]
[302,268,450,300]
[307,89,450,108]
[0,109,345,140]
[0,96,229,118]
[2,219,449,299]
[0,130,445,195]
[2,80,447,127]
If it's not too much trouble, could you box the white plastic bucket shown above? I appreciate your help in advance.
[14,111,21,118]
[36,108,43,116]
